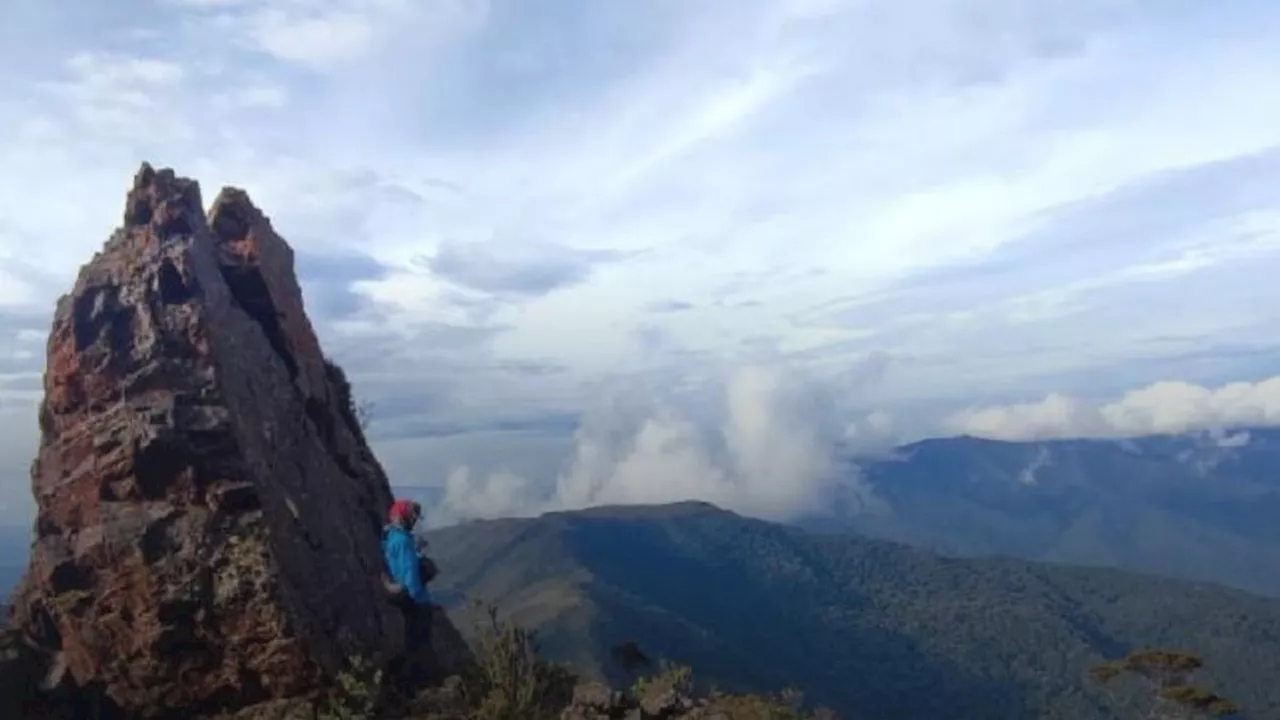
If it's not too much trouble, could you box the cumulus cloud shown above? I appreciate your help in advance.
[559,366,839,515]
[947,377,1280,441]
[842,409,898,451]
[428,363,876,525]
[436,466,541,521]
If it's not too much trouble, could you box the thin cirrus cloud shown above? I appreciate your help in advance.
[0,0,1279,526]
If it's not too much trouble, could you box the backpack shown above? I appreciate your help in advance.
[418,555,439,583]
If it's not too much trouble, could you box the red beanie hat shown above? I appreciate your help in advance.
[388,499,420,524]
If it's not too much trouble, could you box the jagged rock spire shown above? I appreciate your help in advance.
[4,164,469,719]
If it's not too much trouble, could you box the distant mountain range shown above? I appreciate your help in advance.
[425,501,1280,720]
[813,426,1280,596]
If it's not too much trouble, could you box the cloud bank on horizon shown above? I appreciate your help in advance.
[2,0,1280,525]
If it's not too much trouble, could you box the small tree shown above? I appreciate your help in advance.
[460,599,576,720]
[317,655,384,720]
[355,399,375,432]
[323,357,375,433]
[630,660,837,720]
[1090,649,1239,719]
[609,639,652,677]
[630,660,693,699]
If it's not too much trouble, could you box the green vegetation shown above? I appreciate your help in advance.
[311,637,1245,720]
[632,660,838,719]
[425,502,1280,720]
[1090,650,1239,719]
[629,659,693,699]
[323,356,375,433]
[314,600,570,720]
[319,656,385,720]
[455,600,576,720]
[312,599,829,720]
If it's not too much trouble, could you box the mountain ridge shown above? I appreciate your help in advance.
[814,425,1280,596]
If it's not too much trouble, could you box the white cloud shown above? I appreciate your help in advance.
[32,52,191,142]
[948,377,1280,441]
[0,269,38,308]
[432,364,861,524]
[432,466,540,523]
[65,53,185,86]
[1017,446,1053,486]
[174,0,490,69]
[244,7,379,67]
[211,84,289,110]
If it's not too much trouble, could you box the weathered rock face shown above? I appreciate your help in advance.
[5,164,467,718]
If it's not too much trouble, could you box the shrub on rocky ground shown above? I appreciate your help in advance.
[305,600,837,720]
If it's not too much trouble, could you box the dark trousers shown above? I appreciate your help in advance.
[388,596,434,695]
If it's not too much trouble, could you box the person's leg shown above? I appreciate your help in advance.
[385,596,418,699]
[384,602,433,698]
[405,604,434,681]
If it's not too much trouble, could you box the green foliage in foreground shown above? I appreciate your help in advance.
[316,599,839,720]
[314,600,1239,720]
[455,600,576,720]
[1090,649,1240,719]
[631,660,839,719]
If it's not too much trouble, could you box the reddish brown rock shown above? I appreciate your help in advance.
[5,164,469,719]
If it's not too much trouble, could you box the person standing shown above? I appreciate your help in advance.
[381,499,436,694]
[382,499,432,606]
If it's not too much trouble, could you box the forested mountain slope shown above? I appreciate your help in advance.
[426,502,1280,720]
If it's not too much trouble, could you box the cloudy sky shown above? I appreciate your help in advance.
[2,0,1280,526]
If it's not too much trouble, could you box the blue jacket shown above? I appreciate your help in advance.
[382,525,432,605]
